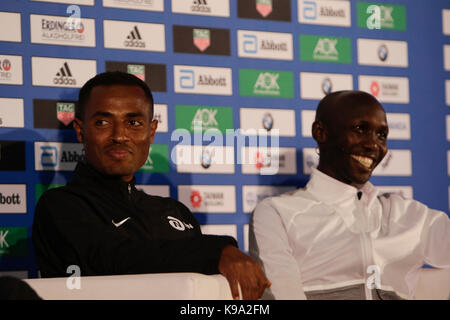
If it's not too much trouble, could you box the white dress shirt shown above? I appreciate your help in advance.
[250,168,450,299]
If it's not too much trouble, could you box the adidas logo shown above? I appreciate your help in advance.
[53,62,76,85]
[124,26,146,48]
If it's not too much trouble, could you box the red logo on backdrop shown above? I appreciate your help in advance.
[2,59,11,71]
[370,81,380,97]
[254,152,265,169]
[190,190,202,208]
[256,0,273,17]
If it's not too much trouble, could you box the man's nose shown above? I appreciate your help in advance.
[362,131,379,150]
[111,123,129,143]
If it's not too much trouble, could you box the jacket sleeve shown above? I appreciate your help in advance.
[249,199,307,300]
[32,190,237,277]
[420,206,450,268]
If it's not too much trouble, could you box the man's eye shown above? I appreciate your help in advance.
[95,120,108,126]
[353,125,364,133]
[378,131,388,139]
[129,120,143,126]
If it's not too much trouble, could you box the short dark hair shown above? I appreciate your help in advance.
[315,90,382,125]
[77,71,154,120]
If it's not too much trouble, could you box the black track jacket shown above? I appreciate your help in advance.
[32,161,237,278]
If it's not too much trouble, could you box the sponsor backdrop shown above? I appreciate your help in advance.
[0,0,449,278]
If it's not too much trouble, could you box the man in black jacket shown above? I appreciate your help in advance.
[32,71,270,300]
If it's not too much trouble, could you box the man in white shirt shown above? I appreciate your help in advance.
[249,90,450,300]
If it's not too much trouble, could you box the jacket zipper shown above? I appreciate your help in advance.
[357,192,373,300]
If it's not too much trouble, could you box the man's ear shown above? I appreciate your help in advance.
[312,121,328,144]
[149,119,158,145]
[73,118,84,143]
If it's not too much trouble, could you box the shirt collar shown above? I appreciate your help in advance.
[303,168,379,206]
[299,168,381,234]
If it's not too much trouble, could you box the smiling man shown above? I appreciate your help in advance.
[32,71,269,300]
[250,90,450,300]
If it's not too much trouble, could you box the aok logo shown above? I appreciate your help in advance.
[254,72,280,95]
[191,108,218,131]
[124,26,145,48]
[313,38,338,60]
[53,62,76,86]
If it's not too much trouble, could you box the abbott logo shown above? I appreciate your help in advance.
[0,185,27,213]
[179,69,195,89]
[243,34,258,53]
[124,26,145,48]
[41,146,58,167]
[303,0,317,20]
[53,62,76,85]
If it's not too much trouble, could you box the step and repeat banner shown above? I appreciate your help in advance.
[0,0,449,278]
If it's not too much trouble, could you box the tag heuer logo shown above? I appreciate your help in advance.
[56,102,75,126]
[256,0,273,17]
[254,72,280,95]
[54,62,76,86]
[124,26,145,48]
[127,64,145,81]
[193,29,211,52]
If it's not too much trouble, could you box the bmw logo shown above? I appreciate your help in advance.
[201,149,212,169]
[262,113,274,131]
[321,77,332,95]
[378,44,388,62]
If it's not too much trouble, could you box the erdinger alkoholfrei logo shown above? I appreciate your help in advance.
[124,26,145,48]
[193,29,210,52]
[41,18,85,34]
[190,190,202,208]
[321,77,332,95]
[256,0,273,17]
[54,62,76,86]
[262,112,274,131]
[127,64,145,81]
[370,81,380,97]
[378,44,388,62]
[56,102,75,126]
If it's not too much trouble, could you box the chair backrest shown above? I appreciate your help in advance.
[24,272,233,300]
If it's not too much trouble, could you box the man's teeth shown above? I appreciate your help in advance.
[351,155,373,168]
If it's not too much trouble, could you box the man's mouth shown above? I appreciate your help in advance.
[351,154,373,169]
[107,147,132,160]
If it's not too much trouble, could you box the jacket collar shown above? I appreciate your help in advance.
[70,161,137,197]
[300,168,381,233]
